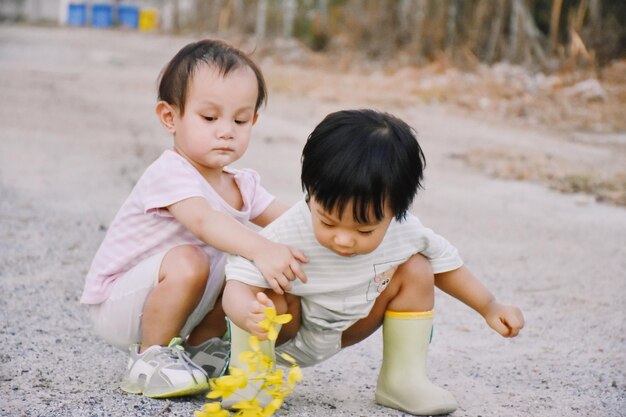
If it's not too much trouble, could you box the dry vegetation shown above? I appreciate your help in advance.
[249,40,626,206]
[172,0,626,206]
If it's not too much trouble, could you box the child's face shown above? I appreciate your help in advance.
[308,196,394,257]
[171,64,258,175]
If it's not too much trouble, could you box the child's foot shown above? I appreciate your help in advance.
[185,336,230,378]
[120,337,208,398]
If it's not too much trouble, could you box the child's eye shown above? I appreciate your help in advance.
[204,116,217,122]
[358,230,374,235]
[235,119,249,125]
[320,221,333,228]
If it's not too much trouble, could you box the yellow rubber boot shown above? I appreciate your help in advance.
[221,321,278,409]
[375,311,458,416]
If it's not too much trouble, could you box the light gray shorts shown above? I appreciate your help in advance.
[276,325,343,368]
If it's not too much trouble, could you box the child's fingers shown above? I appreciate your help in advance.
[246,319,269,339]
[489,316,512,337]
[269,274,291,293]
[290,259,308,283]
[275,273,293,291]
[265,277,285,295]
[503,309,525,337]
[289,247,308,264]
[256,291,276,310]
[282,267,296,281]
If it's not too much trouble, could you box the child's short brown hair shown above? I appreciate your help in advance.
[158,39,267,115]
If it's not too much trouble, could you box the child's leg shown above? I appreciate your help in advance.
[96,245,212,398]
[183,297,230,377]
[342,253,435,347]
[268,290,302,346]
[186,297,227,346]
[223,290,300,409]
[343,253,457,416]
[141,245,211,350]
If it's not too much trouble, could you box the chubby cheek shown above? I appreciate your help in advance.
[312,226,332,249]
[234,138,250,155]
[235,130,252,151]
[356,233,386,254]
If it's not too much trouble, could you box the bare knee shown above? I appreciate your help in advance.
[386,253,435,312]
[159,245,210,292]
[397,253,434,290]
[264,290,300,315]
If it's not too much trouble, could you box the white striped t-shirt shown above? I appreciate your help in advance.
[225,199,463,332]
[81,150,274,304]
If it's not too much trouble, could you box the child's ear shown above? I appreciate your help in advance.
[252,113,259,125]
[156,101,177,133]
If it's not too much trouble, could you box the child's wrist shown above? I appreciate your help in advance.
[477,298,499,318]
[246,235,270,262]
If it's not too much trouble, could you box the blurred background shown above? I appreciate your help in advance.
[1,3,625,416]
[2,0,624,205]
[1,0,625,69]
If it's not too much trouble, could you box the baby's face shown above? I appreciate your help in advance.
[171,63,258,175]
[308,197,393,257]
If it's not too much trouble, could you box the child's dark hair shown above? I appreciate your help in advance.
[158,39,267,115]
[301,109,426,223]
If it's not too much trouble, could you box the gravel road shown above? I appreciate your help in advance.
[0,25,624,417]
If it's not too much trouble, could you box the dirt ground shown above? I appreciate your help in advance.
[0,25,624,417]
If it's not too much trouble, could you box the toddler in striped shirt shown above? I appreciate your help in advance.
[222,109,525,415]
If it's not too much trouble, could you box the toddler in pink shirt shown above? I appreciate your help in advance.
[81,39,307,399]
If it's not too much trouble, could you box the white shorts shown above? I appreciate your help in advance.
[88,250,220,351]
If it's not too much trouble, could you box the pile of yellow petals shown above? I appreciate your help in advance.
[195,308,303,417]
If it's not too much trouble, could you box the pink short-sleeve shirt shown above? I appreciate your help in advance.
[80,150,274,304]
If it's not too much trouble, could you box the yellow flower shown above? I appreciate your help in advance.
[262,398,283,416]
[288,366,303,388]
[194,402,229,417]
[207,367,248,399]
[279,352,297,365]
[239,336,273,373]
[231,398,264,417]
[261,369,284,389]
[197,309,303,417]
[259,308,292,341]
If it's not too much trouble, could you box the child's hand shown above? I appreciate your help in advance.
[252,241,308,295]
[244,292,276,340]
[483,302,525,338]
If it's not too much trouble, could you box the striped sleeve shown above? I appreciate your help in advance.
[406,215,464,273]
[225,253,268,288]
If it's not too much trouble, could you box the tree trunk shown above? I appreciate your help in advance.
[519,0,549,68]
[508,0,522,62]
[412,0,428,60]
[446,0,459,51]
[255,0,268,40]
[282,0,296,38]
[549,0,563,54]
[486,0,506,63]
[467,0,490,56]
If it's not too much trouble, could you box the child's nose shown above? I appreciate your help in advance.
[333,232,355,247]
[217,120,235,139]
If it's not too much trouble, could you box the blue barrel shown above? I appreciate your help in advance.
[118,5,139,29]
[91,3,113,28]
[67,3,87,26]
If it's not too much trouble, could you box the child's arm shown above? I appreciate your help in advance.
[223,280,275,340]
[435,265,525,338]
[168,197,307,294]
[250,199,290,228]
